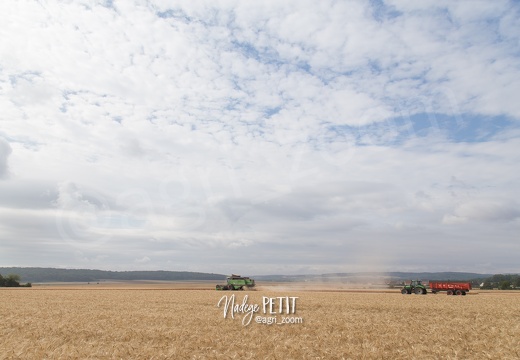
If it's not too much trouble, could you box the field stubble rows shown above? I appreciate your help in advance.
[1,287,519,359]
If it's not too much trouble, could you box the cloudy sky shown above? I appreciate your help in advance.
[1,0,519,275]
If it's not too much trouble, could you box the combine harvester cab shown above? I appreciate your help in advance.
[216,274,255,290]
[429,281,472,295]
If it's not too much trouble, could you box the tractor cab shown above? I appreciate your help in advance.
[401,279,427,295]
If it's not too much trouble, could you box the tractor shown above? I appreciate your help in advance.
[401,280,427,295]
[216,274,255,290]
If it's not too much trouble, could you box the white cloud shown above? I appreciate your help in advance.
[444,199,520,224]
[135,256,151,264]
[0,0,519,274]
[0,138,12,179]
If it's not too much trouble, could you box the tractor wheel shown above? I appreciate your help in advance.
[415,288,423,295]
[455,290,463,296]
[401,288,409,295]
[447,290,454,295]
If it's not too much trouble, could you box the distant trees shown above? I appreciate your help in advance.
[480,280,493,290]
[480,274,519,290]
[0,273,31,287]
[499,281,512,290]
[0,267,226,283]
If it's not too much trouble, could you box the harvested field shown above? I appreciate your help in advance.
[1,286,519,359]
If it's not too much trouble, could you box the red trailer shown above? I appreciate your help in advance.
[429,281,472,295]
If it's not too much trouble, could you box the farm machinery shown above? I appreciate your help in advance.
[401,280,472,295]
[429,281,472,295]
[216,274,255,290]
[401,280,428,295]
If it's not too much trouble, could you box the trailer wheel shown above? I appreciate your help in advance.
[461,291,466,296]
[455,290,463,296]
[447,290,454,295]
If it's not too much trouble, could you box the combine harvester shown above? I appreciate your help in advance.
[401,280,472,295]
[216,274,255,290]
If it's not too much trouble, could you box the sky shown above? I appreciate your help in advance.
[1,0,519,275]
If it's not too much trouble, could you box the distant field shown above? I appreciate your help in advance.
[1,284,519,359]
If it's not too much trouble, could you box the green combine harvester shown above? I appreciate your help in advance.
[216,274,255,290]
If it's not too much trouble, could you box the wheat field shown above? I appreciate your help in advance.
[1,286,519,359]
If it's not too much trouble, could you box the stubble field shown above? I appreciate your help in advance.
[1,285,519,359]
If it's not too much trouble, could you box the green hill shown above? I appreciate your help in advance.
[0,267,226,283]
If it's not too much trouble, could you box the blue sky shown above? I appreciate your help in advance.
[0,0,519,275]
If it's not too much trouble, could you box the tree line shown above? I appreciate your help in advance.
[480,274,520,290]
[0,267,226,283]
[0,273,32,287]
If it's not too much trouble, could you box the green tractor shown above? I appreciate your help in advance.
[401,280,427,295]
[216,274,255,290]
